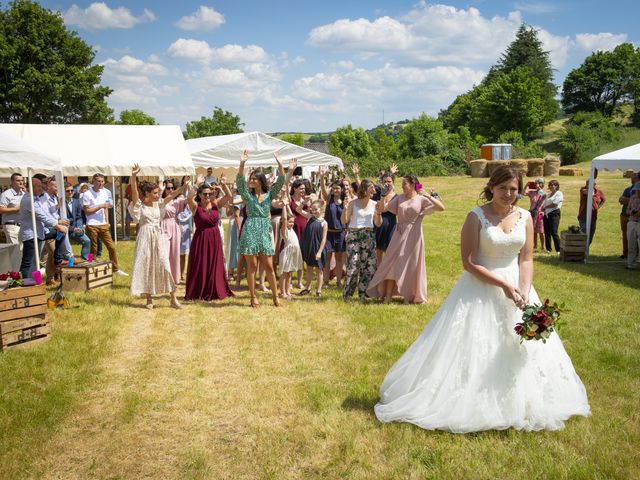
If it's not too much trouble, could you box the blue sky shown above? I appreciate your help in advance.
[37,0,640,132]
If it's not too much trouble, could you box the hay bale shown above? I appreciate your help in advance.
[469,159,488,178]
[510,159,528,176]
[486,160,509,176]
[527,158,545,177]
[543,155,561,176]
[559,167,583,176]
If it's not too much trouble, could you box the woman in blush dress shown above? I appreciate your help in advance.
[128,164,185,309]
[160,179,187,284]
[367,175,445,304]
[289,179,309,289]
[184,176,234,301]
[374,166,590,433]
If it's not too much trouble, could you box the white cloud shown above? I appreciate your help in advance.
[292,56,306,66]
[309,16,411,51]
[167,39,270,65]
[575,33,628,53]
[535,28,571,69]
[63,2,156,30]
[102,55,168,76]
[176,6,225,32]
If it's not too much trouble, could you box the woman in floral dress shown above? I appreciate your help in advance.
[129,164,187,309]
[237,150,296,308]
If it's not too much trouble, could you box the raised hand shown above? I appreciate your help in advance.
[351,163,360,175]
[196,173,205,185]
[389,162,398,175]
[240,149,249,164]
[220,173,227,184]
[132,163,141,176]
[289,158,298,171]
[274,152,283,166]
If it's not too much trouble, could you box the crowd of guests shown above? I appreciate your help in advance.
[2,163,638,305]
[0,172,127,284]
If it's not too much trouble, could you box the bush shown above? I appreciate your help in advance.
[558,112,622,164]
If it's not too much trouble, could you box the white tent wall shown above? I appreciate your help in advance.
[0,123,196,241]
[585,143,640,260]
[188,131,343,170]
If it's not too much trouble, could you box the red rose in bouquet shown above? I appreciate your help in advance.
[514,298,564,343]
[0,271,23,288]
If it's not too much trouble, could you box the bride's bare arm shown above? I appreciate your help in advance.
[517,217,534,305]
[460,211,523,306]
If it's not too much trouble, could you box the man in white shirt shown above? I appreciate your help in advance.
[82,173,127,276]
[204,167,218,185]
[0,173,25,245]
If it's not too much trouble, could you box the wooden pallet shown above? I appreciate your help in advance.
[560,231,587,262]
[60,261,113,292]
[0,285,50,351]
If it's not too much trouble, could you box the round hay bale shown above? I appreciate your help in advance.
[469,159,488,178]
[486,160,509,177]
[559,167,583,176]
[543,155,561,176]
[527,158,545,177]
[509,159,528,176]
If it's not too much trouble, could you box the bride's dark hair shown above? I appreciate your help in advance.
[480,166,523,204]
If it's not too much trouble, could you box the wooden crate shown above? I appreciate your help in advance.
[0,284,50,351]
[60,261,113,292]
[560,231,587,262]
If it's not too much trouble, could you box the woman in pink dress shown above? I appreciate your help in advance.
[526,177,546,251]
[160,179,187,284]
[366,175,445,304]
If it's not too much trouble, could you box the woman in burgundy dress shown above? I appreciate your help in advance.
[289,179,308,289]
[185,177,234,301]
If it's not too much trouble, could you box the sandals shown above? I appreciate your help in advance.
[250,296,261,309]
[315,291,322,297]
[298,288,311,296]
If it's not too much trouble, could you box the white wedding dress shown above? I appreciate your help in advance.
[374,207,590,433]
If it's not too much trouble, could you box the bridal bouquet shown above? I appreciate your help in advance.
[515,299,563,343]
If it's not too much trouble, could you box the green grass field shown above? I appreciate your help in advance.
[0,173,638,479]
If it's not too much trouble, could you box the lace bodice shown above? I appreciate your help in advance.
[472,206,530,268]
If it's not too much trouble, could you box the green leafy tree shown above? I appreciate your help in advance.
[397,114,449,159]
[370,128,398,166]
[328,124,376,174]
[280,133,305,146]
[439,89,479,131]
[562,43,640,118]
[184,107,244,139]
[558,112,622,164]
[117,109,156,125]
[0,0,113,123]
[470,67,546,141]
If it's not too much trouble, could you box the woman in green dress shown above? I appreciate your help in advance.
[237,149,297,308]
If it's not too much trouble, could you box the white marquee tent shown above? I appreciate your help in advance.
[0,124,195,176]
[585,142,640,259]
[187,131,343,170]
[0,130,63,272]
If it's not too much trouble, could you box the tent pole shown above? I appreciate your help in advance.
[584,165,596,262]
[27,173,40,275]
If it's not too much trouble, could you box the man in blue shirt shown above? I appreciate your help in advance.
[64,181,91,260]
[618,171,640,258]
[18,176,69,280]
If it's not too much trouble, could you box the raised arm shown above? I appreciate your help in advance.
[319,168,329,201]
[130,164,140,205]
[215,173,233,209]
[163,176,190,205]
[238,149,249,177]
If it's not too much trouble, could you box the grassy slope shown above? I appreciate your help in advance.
[0,174,638,479]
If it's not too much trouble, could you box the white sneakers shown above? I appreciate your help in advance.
[114,270,129,277]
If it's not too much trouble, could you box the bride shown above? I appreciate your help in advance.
[374,166,590,433]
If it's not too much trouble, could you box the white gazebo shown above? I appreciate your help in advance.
[187,131,343,174]
[0,124,196,241]
[585,143,640,259]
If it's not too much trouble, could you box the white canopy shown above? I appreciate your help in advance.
[187,131,343,169]
[585,143,640,260]
[0,129,61,176]
[0,123,194,176]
